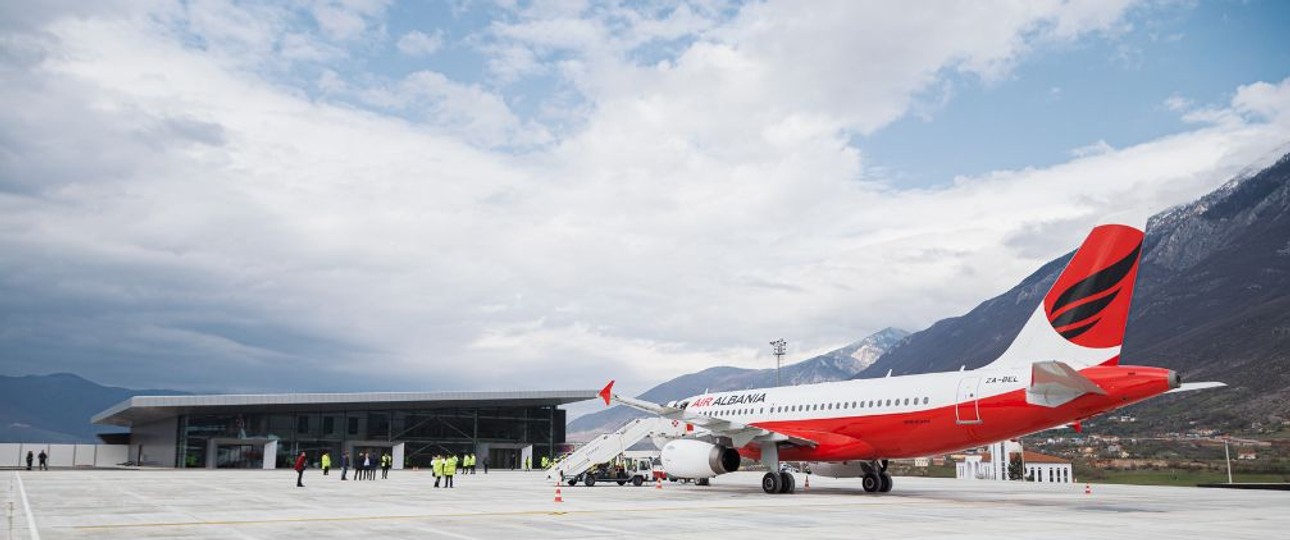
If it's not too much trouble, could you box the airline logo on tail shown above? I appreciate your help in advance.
[1043,224,1144,349]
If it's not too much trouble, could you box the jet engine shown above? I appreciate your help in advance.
[660,439,741,479]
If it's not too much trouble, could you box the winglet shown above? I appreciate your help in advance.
[598,380,615,405]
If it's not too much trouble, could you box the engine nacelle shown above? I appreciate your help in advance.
[809,461,867,478]
[660,439,740,479]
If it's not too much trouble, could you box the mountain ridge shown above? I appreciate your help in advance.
[566,327,909,438]
[0,373,188,443]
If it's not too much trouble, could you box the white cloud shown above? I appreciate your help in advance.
[1164,93,1192,111]
[396,30,443,56]
[357,70,551,147]
[2,1,1288,399]
[308,0,391,41]
[1070,139,1115,157]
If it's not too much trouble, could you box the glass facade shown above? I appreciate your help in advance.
[176,404,566,469]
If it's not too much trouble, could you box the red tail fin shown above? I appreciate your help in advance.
[986,223,1145,370]
[1043,224,1144,349]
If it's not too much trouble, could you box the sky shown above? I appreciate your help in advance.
[1,0,1289,407]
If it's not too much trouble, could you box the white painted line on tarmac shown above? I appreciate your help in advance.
[14,472,40,540]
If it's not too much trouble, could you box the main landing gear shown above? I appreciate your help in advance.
[761,471,796,494]
[861,460,893,493]
[758,441,796,494]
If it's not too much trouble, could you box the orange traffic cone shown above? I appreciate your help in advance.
[804,474,810,490]
[655,478,663,489]
[554,487,564,503]
[1084,484,1091,495]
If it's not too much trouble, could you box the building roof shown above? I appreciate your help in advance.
[92,389,599,427]
[965,450,1069,465]
[1022,450,1070,464]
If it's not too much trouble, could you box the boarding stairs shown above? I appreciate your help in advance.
[548,416,690,481]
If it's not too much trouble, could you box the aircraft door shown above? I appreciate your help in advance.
[955,377,982,424]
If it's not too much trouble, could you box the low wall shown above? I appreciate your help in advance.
[0,443,131,467]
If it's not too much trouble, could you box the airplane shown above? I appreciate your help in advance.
[598,221,1225,494]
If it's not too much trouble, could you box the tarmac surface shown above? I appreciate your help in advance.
[4,468,1289,539]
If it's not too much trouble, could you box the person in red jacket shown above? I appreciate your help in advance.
[294,451,307,487]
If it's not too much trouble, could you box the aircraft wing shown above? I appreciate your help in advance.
[598,380,818,449]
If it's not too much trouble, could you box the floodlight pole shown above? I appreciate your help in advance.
[1224,436,1233,484]
[770,339,787,386]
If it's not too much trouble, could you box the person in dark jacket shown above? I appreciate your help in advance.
[294,451,307,487]
[26,450,34,471]
[341,451,351,481]
[38,450,48,471]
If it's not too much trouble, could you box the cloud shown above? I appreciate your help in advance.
[356,70,552,147]
[1164,94,1192,112]
[1070,139,1115,157]
[2,1,1288,400]
[396,30,443,56]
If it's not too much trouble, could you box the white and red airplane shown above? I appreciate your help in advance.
[599,222,1224,494]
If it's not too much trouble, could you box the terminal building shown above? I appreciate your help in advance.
[91,390,597,470]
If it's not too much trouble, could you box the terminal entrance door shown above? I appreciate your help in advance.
[491,448,520,470]
[215,444,263,468]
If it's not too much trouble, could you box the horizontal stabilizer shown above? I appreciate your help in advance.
[1027,360,1107,408]
[1166,381,1226,394]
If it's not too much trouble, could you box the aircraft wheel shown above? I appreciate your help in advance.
[697,477,710,486]
[862,473,880,493]
[585,475,596,487]
[879,472,893,493]
[761,471,782,494]
[778,471,795,494]
[632,476,643,486]
[617,480,626,486]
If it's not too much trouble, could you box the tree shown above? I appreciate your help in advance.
[1008,453,1025,481]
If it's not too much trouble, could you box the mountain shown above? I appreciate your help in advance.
[0,373,188,443]
[567,328,909,438]
[856,152,1290,432]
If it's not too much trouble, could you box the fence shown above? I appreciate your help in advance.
[0,443,129,468]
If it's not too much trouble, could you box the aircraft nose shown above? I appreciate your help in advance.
[1167,370,1181,389]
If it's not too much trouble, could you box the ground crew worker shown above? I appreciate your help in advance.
[524,456,530,471]
[432,455,444,488]
[466,453,475,474]
[321,451,331,476]
[341,451,351,480]
[38,450,49,471]
[444,453,457,488]
[26,450,34,471]
[381,452,391,479]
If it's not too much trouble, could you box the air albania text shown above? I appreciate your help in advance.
[692,393,767,408]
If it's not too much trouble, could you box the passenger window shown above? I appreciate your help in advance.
[886,399,891,406]
[923,397,929,405]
